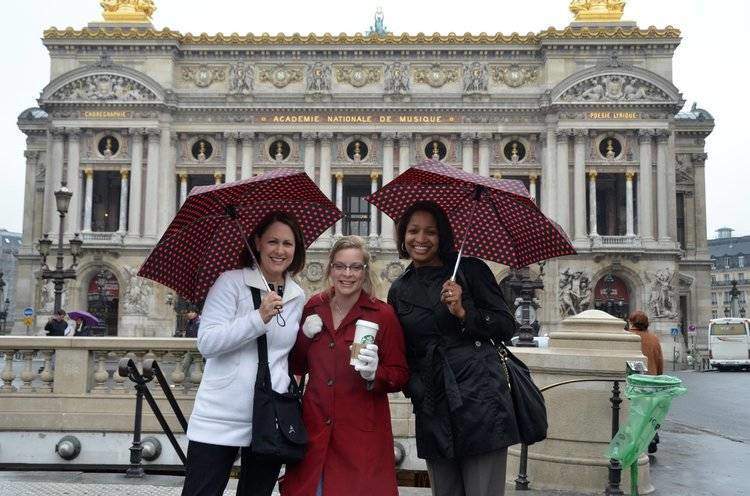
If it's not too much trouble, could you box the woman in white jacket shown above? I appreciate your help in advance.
[182,212,307,496]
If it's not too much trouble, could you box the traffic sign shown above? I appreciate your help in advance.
[23,317,33,327]
[688,324,696,333]
[23,307,33,317]
[670,327,680,337]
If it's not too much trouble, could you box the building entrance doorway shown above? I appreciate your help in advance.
[593,274,630,320]
[87,269,120,336]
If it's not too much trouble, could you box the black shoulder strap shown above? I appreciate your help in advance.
[251,287,269,366]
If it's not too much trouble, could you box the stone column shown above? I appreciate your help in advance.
[302,132,316,180]
[542,127,556,219]
[45,128,65,236]
[555,130,571,233]
[224,132,238,183]
[335,172,344,237]
[684,191,696,251]
[692,153,709,256]
[240,133,255,180]
[588,171,598,236]
[461,133,474,173]
[529,174,538,204]
[637,130,654,241]
[128,130,144,238]
[369,171,380,242]
[573,130,587,242]
[65,129,81,235]
[319,134,333,240]
[625,171,635,237]
[214,172,223,185]
[478,134,491,177]
[179,173,188,206]
[83,169,94,232]
[381,134,396,247]
[656,130,670,242]
[398,134,411,174]
[156,125,174,236]
[118,169,129,233]
[21,151,39,246]
[143,128,160,239]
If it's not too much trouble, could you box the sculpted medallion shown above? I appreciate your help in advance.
[259,65,303,88]
[492,64,540,88]
[383,262,405,283]
[335,65,380,88]
[414,64,459,88]
[182,64,226,88]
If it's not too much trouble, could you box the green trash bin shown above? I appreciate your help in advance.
[606,374,687,495]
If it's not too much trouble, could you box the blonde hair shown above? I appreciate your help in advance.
[325,235,379,296]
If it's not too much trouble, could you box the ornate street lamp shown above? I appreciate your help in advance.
[37,186,83,313]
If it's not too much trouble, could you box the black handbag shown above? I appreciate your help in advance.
[249,287,308,463]
[495,341,548,445]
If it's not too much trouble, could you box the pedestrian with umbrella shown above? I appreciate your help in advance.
[366,160,575,496]
[138,170,341,496]
[66,310,101,336]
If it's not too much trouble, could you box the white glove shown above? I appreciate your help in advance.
[355,344,379,382]
[302,314,323,339]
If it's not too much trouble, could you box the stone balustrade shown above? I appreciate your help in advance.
[0,335,420,469]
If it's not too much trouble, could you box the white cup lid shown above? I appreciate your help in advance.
[355,319,379,331]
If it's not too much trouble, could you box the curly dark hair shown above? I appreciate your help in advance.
[395,201,455,262]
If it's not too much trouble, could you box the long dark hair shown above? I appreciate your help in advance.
[395,201,455,262]
[244,211,306,276]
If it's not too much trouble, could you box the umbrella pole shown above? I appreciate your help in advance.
[450,187,482,282]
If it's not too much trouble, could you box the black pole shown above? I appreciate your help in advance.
[515,444,530,490]
[126,380,146,478]
[53,212,66,313]
[605,380,624,496]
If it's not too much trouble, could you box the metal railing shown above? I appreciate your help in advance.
[118,357,189,477]
[515,378,625,496]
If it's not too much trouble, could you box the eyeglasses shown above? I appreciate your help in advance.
[331,262,367,274]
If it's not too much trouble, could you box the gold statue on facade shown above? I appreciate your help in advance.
[100,0,156,23]
[569,0,625,22]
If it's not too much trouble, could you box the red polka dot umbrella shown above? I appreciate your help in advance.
[138,169,341,303]
[365,159,575,276]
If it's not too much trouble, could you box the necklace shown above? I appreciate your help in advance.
[331,296,353,317]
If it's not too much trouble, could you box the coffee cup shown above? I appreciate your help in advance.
[350,319,379,366]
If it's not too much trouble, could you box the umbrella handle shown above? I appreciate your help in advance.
[450,187,483,282]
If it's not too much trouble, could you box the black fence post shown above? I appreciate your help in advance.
[126,378,147,478]
[515,444,530,490]
[605,380,624,496]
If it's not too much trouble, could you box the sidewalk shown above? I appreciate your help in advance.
[0,471,586,496]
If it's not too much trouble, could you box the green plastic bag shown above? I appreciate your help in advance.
[606,374,687,469]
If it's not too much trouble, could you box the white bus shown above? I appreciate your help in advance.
[708,318,750,371]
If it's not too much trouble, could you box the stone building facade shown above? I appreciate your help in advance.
[709,228,749,319]
[14,2,714,347]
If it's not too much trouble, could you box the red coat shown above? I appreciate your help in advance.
[280,291,409,496]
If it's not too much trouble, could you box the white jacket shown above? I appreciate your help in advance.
[186,266,304,447]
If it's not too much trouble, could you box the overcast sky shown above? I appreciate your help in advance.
[1,0,747,237]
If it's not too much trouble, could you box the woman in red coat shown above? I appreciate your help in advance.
[281,235,409,496]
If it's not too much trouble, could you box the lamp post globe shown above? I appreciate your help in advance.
[54,186,73,215]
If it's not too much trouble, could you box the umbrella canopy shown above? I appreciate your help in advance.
[67,310,101,327]
[365,159,575,270]
[138,169,341,302]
